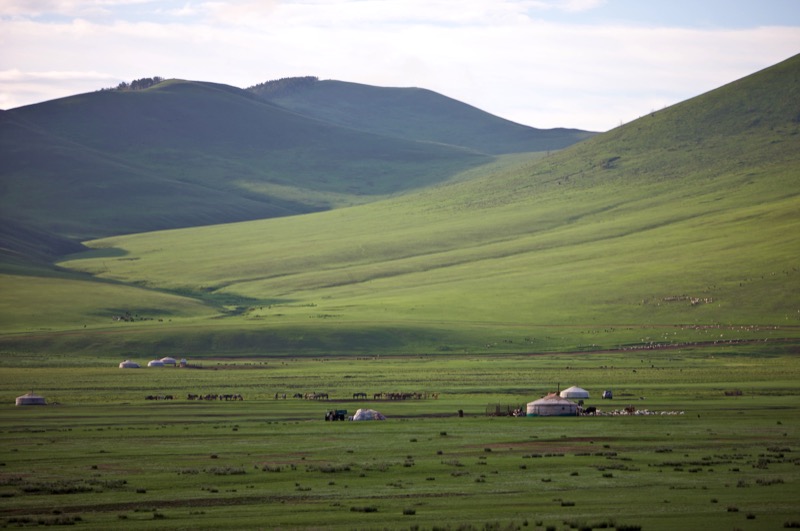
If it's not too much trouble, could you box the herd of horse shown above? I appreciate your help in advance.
[144,391,438,401]
[283,391,438,400]
[186,393,244,401]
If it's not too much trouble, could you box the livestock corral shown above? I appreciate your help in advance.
[1,349,799,530]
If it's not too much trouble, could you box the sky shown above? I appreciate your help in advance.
[1,0,799,131]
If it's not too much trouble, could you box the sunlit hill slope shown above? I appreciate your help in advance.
[3,55,800,358]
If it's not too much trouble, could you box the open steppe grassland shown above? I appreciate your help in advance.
[1,350,799,530]
[1,56,799,529]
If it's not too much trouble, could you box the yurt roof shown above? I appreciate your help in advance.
[17,392,44,400]
[119,360,140,368]
[160,357,177,363]
[528,393,576,406]
[560,386,589,398]
[352,408,386,420]
[16,392,47,405]
[147,360,165,366]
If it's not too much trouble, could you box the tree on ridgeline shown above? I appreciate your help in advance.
[247,76,319,98]
[113,77,165,91]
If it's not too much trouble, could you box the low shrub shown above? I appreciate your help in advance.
[350,506,378,513]
[206,466,245,475]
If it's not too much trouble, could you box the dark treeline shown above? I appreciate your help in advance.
[247,76,319,98]
[111,77,165,91]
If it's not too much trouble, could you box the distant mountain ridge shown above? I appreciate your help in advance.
[248,77,595,154]
[0,77,593,268]
[41,54,800,358]
[6,77,586,267]
[1,55,798,358]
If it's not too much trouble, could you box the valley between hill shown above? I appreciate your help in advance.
[1,55,799,359]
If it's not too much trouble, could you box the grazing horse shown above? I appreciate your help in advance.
[305,392,329,400]
[353,392,367,399]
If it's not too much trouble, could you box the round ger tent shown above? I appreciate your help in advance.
[526,394,578,417]
[560,386,590,399]
[119,360,140,369]
[160,357,177,366]
[16,392,46,406]
[147,360,165,367]
[352,408,386,421]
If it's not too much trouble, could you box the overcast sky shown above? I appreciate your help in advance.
[1,0,799,131]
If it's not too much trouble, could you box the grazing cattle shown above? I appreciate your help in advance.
[583,406,597,415]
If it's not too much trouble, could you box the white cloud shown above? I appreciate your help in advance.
[0,68,120,109]
[0,0,155,18]
[549,0,607,13]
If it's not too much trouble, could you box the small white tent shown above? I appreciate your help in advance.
[352,408,386,421]
[160,357,177,366]
[526,394,578,417]
[119,360,140,369]
[560,386,590,399]
[16,392,46,406]
[147,359,165,367]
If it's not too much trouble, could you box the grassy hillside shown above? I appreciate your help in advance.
[0,79,491,261]
[9,55,790,358]
[249,77,595,154]
[2,55,798,359]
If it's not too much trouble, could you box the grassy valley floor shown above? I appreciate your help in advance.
[1,349,798,530]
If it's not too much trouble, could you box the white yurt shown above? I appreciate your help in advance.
[160,357,177,366]
[560,386,590,399]
[16,392,46,406]
[352,408,386,421]
[526,394,578,417]
[119,360,140,369]
[147,359,165,367]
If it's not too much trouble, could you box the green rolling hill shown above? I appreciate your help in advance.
[249,76,595,154]
[1,55,799,359]
[1,79,519,266]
